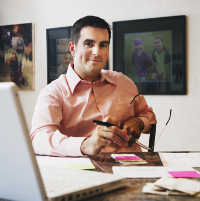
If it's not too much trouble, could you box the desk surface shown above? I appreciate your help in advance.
[88,152,200,201]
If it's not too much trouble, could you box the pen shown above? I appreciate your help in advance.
[93,120,116,127]
[93,120,153,151]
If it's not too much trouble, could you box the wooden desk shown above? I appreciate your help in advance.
[88,152,200,201]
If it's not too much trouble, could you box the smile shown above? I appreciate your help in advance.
[90,59,101,62]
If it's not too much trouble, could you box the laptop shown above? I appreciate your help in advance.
[0,82,127,201]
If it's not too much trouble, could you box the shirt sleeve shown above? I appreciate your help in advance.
[130,81,157,133]
[30,84,86,157]
[134,94,157,133]
[163,47,171,64]
[118,73,157,133]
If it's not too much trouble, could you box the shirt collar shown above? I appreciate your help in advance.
[66,63,117,94]
[66,63,81,94]
[99,70,117,85]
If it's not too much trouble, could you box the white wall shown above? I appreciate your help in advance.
[0,0,200,152]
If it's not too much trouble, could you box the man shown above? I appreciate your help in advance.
[30,16,156,156]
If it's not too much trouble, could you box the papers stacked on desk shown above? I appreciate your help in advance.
[111,154,148,165]
[36,155,95,170]
[143,176,200,197]
[112,166,198,178]
[159,152,200,167]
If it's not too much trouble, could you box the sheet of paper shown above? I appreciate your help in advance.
[143,177,200,196]
[36,155,95,170]
[112,166,196,178]
[154,176,200,195]
[159,152,200,167]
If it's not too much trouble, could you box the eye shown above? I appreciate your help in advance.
[100,43,108,48]
[85,42,93,47]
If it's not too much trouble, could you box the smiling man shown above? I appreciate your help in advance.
[30,16,156,156]
[69,26,109,82]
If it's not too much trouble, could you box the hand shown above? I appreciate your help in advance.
[121,117,144,141]
[80,116,130,155]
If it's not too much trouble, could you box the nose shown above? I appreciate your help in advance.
[92,45,101,56]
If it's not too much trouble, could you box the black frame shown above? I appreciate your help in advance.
[113,15,186,95]
[46,26,72,84]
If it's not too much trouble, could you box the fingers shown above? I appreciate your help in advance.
[82,116,134,155]
[96,125,129,148]
[121,117,143,141]
[123,124,140,140]
[104,116,121,127]
[81,125,129,156]
[98,137,123,150]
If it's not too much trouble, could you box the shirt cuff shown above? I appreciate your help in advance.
[64,137,87,156]
[138,117,151,133]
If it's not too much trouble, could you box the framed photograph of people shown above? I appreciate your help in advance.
[113,15,186,95]
[0,23,34,90]
[46,26,72,84]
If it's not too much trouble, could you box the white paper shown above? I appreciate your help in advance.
[159,152,200,167]
[142,184,169,195]
[36,155,94,168]
[143,177,200,196]
[112,166,195,178]
[154,177,200,195]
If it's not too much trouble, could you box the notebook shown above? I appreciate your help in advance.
[0,82,127,201]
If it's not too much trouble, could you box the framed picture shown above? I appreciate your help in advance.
[0,23,34,90]
[113,15,186,95]
[46,26,72,84]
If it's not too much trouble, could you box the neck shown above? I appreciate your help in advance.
[73,66,101,82]
[157,47,163,53]
[82,73,100,82]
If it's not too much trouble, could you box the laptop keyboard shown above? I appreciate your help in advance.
[43,177,95,196]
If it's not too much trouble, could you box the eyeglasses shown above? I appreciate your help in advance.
[130,109,172,152]
[123,93,172,152]
[154,109,172,146]
[119,92,142,122]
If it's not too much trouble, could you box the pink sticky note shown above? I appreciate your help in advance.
[115,156,141,160]
[168,171,200,178]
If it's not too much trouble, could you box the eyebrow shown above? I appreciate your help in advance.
[83,39,109,45]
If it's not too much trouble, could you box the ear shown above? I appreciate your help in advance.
[69,42,76,57]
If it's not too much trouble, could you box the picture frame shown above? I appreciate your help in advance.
[113,15,186,95]
[46,26,72,84]
[0,23,34,90]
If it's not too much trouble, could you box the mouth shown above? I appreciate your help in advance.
[90,59,102,63]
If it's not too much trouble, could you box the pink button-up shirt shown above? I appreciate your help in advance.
[30,63,156,156]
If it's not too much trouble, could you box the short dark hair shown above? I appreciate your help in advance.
[154,35,163,42]
[71,15,111,45]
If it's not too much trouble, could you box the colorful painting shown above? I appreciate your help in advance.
[0,23,34,90]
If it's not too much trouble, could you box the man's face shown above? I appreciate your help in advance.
[154,39,163,52]
[69,26,109,82]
